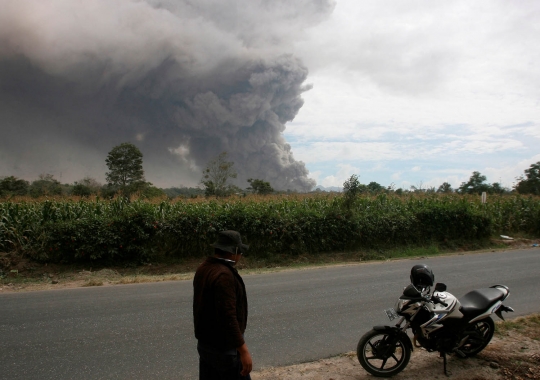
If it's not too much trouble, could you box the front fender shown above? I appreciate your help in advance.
[373,325,413,352]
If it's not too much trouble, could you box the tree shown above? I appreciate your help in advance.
[342,174,363,212]
[490,182,508,195]
[247,178,274,195]
[0,176,29,197]
[29,174,63,197]
[343,174,361,196]
[140,185,166,199]
[162,186,205,199]
[458,171,491,195]
[72,177,102,197]
[71,183,92,197]
[201,152,238,197]
[366,181,384,193]
[105,143,145,196]
[437,182,453,193]
[514,161,540,195]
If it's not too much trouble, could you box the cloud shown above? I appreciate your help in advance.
[296,1,540,98]
[319,163,360,187]
[0,0,336,190]
[484,153,540,188]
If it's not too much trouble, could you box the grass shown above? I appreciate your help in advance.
[114,273,194,284]
[82,278,104,287]
[496,314,540,339]
[2,236,529,292]
[236,240,502,271]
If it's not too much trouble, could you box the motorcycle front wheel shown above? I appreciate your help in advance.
[460,317,495,357]
[357,329,411,377]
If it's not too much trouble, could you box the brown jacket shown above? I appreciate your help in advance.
[193,257,248,350]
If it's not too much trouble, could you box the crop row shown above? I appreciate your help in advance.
[1,194,539,264]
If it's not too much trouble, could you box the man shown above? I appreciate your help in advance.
[193,230,253,380]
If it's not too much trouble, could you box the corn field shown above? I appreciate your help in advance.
[0,193,539,264]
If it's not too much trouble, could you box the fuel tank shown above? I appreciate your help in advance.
[426,291,463,319]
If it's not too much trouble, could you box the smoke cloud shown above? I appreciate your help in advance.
[0,0,335,190]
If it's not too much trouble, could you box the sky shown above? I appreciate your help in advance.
[288,0,540,190]
[0,0,539,191]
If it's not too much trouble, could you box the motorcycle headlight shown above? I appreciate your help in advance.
[395,299,410,313]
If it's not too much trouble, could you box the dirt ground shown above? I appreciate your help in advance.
[251,316,540,380]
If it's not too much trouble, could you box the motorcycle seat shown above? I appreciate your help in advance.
[459,288,505,318]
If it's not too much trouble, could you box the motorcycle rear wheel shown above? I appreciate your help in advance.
[460,317,495,357]
[357,329,411,377]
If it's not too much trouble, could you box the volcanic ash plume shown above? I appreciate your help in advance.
[0,0,335,190]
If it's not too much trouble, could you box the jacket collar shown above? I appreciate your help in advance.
[215,257,236,265]
[208,256,236,267]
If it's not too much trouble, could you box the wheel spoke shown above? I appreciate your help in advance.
[460,319,494,355]
[358,331,411,376]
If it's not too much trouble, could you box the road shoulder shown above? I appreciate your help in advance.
[252,314,540,380]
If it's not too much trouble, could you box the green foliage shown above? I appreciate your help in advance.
[71,177,102,197]
[413,199,491,242]
[247,178,274,195]
[515,161,540,195]
[458,171,490,194]
[2,193,538,265]
[45,207,158,263]
[139,185,166,199]
[366,181,384,193]
[201,152,238,197]
[162,187,204,199]
[71,184,93,197]
[487,194,540,234]
[0,176,29,197]
[342,175,362,212]
[437,182,453,193]
[490,182,508,194]
[29,174,63,197]
[457,171,509,195]
[105,142,145,196]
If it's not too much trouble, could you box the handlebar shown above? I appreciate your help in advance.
[430,295,448,307]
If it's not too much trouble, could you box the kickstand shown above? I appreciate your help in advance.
[440,351,451,376]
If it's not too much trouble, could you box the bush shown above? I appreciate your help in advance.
[0,194,538,264]
[43,211,157,263]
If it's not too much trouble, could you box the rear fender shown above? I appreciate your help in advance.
[373,325,413,352]
[469,301,501,323]
[490,285,510,301]
[494,304,514,321]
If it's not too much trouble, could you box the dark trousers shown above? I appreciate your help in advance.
[197,346,251,380]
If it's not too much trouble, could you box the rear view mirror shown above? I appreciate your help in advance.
[435,283,447,292]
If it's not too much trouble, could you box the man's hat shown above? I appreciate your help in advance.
[211,230,249,255]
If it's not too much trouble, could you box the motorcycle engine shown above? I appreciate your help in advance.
[410,306,462,352]
[410,307,437,350]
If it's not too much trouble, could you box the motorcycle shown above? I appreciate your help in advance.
[356,264,514,377]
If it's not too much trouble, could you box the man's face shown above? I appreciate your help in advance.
[231,247,243,264]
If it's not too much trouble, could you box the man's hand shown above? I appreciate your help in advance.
[237,343,252,376]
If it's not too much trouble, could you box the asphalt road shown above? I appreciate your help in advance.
[1,248,540,380]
